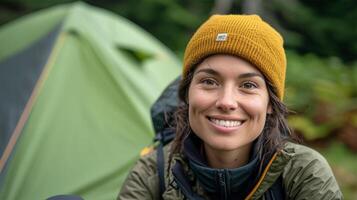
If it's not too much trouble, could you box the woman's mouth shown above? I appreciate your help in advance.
[208,117,244,128]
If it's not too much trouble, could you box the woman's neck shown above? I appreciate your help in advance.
[203,143,252,169]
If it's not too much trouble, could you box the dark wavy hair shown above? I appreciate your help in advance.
[170,66,299,167]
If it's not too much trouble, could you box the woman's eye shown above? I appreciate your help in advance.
[201,79,218,86]
[241,81,257,89]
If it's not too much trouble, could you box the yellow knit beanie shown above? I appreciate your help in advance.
[183,14,286,100]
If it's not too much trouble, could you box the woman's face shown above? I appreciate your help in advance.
[188,54,271,153]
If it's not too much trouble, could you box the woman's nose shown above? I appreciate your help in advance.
[215,88,238,111]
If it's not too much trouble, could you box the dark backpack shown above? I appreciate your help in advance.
[150,76,180,199]
[151,76,180,146]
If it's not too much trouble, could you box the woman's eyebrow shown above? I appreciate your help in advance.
[195,68,263,79]
[238,72,264,80]
[194,68,219,76]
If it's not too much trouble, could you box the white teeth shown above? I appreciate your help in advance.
[211,118,242,127]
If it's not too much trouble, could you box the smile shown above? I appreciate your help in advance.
[208,117,244,128]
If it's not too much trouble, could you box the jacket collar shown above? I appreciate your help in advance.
[246,142,295,199]
[167,141,295,200]
[176,135,261,199]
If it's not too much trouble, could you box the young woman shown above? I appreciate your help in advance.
[118,15,342,200]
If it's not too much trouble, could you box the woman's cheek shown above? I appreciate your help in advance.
[189,89,217,110]
[242,95,269,118]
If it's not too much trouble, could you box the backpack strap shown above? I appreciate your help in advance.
[157,141,165,200]
[155,128,175,199]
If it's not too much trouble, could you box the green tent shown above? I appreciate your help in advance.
[0,2,180,199]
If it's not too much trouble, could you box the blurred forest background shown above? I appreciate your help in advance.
[1,0,356,198]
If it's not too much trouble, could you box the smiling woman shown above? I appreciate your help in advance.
[118,15,342,200]
[188,55,271,169]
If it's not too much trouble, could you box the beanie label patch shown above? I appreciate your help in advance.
[216,33,228,41]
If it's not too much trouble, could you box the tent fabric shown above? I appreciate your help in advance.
[0,5,67,61]
[0,23,61,157]
[0,2,180,200]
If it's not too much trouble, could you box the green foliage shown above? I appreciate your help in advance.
[274,0,357,63]
[286,51,357,140]
[288,116,332,140]
[322,142,357,173]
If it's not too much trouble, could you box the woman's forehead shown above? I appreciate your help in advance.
[194,54,265,78]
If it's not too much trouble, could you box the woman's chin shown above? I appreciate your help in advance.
[204,140,248,152]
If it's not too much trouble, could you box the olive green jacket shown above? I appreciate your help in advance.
[118,142,342,200]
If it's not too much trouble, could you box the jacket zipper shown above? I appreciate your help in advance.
[218,169,227,200]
